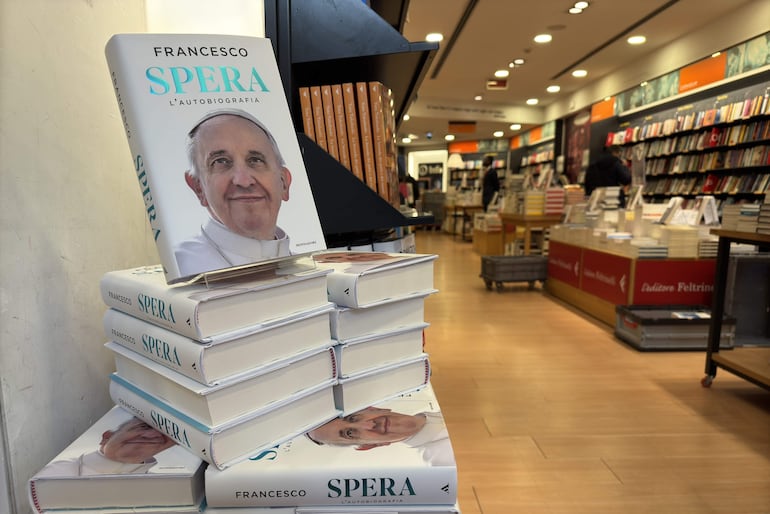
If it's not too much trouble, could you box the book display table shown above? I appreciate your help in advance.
[447,203,484,241]
[498,213,563,255]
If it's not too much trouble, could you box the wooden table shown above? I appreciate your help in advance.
[447,204,484,241]
[498,213,563,255]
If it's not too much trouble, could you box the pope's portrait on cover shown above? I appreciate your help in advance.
[175,108,294,277]
[37,417,177,476]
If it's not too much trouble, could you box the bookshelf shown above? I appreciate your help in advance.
[264,0,439,239]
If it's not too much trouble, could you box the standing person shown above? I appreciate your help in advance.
[175,109,293,277]
[480,155,500,212]
[584,145,632,204]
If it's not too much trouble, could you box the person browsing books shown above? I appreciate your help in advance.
[306,406,454,466]
[481,155,500,212]
[37,417,177,476]
[175,108,293,277]
[584,145,632,205]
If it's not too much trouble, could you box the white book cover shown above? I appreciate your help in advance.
[203,504,461,513]
[330,294,429,341]
[109,375,339,471]
[108,342,338,426]
[104,305,333,386]
[334,354,431,415]
[335,324,428,377]
[28,406,205,513]
[311,252,438,308]
[204,385,457,508]
[39,505,204,514]
[100,262,331,341]
[105,33,326,284]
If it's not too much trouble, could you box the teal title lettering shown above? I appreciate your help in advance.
[150,410,191,448]
[142,334,182,366]
[137,294,176,323]
[326,478,415,498]
[146,66,269,95]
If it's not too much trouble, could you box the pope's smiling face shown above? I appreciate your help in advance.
[186,114,291,240]
[100,418,176,464]
[307,407,426,447]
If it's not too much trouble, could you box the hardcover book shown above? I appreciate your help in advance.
[28,406,205,513]
[335,324,428,377]
[309,85,328,152]
[37,505,204,514]
[108,342,338,426]
[330,293,430,341]
[320,85,340,161]
[311,251,438,308]
[99,262,331,341]
[356,81,378,193]
[342,82,365,182]
[105,33,326,284]
[203,504,461,513]
[204,385,457,508]
[109,374,340,471]
[104,305,333,386]
[297,86,315,141]
[331,83,352,170]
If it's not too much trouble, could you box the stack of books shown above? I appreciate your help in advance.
[523,190,546,215]
[698,236,720,258]
[544,187,566,215]
[659,225,700,258]
[721,203,760,232]
[757,194,770,235]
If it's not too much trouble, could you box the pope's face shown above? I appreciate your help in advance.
[187,115,291,240]
[308,407,424,446]
[101,418,176,464]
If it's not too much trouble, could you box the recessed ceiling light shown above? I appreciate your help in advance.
[513,58,525,65]
[402,114,410,121]
[640,81,648,87]
[401,137,411,144]
[493,130,504,137]
[604,96,612,101]
[408,133,419,139]
[627,35,646,45]
[572,69,588,77]
[494,69,509,78]
[534,34,552,43]
[445,134,455,141]
[474,95,483,101]
[425,32,443,42]
[526,98,539,105]
[568,7,582,14]
[546,85,561,93]
[711,51,721,58]
[510,123,521,130]
[574,1,589,8]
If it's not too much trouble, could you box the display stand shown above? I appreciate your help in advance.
[499,213,563,255]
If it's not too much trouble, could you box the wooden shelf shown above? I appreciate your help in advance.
[712,348,770,389]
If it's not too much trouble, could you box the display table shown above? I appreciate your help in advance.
[446,204,484,241]
[498,213,563,255]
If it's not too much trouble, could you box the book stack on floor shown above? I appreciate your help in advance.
[544,186,566,215]
[299,81,399,207]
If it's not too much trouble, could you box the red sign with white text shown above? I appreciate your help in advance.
[633,259,716,305]
[548,241,581,288]
[581,249,632,305]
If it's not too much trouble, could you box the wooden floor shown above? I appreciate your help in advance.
[414,230,770,514]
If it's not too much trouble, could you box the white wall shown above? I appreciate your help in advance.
[408,150,449,191]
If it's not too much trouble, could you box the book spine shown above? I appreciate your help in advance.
[298,86,315,141]
[343,82,365,182]
[381,85,400,207]
[205,465,457,507]
[331,83,351,170]
[324,272,361,308]
[104,308,209,384]
[99,274,199,340]
[108,374,218,468]
[356,82,378,193]
[368,81,391,202]
[320,85,339,160]
[309,86,327,151]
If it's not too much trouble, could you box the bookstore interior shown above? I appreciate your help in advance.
[4,1,770,514]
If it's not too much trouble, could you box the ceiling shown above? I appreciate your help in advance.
[396,0,762,148]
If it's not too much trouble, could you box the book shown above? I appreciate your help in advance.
[28,406,205,513]
[309,85,327,152]
[331,83,352,170]
[109,374,339,471]
[320,85,339,161]
[105,33,326,284]
[203,503,461,513]
[369,81,391,202]
[334,354,431,415]
[356,81,378,193]
[335,324,428,378]
[311,251,438,308]
[331,293,430,341]
[297,86,315,141]
[36,506,205,514]
[99,262,331,341]
[108,342,338,426]
[204,385,457,508]
[342,82,365,182]
[104,305,333,386]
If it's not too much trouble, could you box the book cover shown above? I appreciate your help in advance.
[108,342,338,426]
[311,251,438,308]
[331,83,352,170]
[320,85,340,161]
[104,305,333,386]
[342,82,365,182]
[335,324,428,377]
[331,294,430,341]
[105,33,326,284]
[356,82,378,194]
[369,81,391,202]
[99,262,331,341]
[298,86,315,141]
[37,505,205,514]
[109,374,340,471]
[309,85,327,151]
[203,505,461,514]
[28,406,205,513]
[204,385,457,508]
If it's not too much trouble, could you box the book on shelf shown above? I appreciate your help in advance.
[204,384,456,508]
[311,251,438,308]
[342,82,365,182]
[103,305,333,386]
[335,324,428,377]
[331,83,352,170]
[356,81,379,194]
[309,85,327,152]
[28,406,205,513]
[320,85,340,161]
[331,293,431,341]
[107,342,338,427]
[334,354,431,415]
[369,81,392,203]
[109,373,339,471]
[105,33,326,284]
[99,262,331,341]
[297,86,315,141]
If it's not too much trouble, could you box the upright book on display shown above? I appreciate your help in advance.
[204,385,457,508]
[105,33,326,284]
